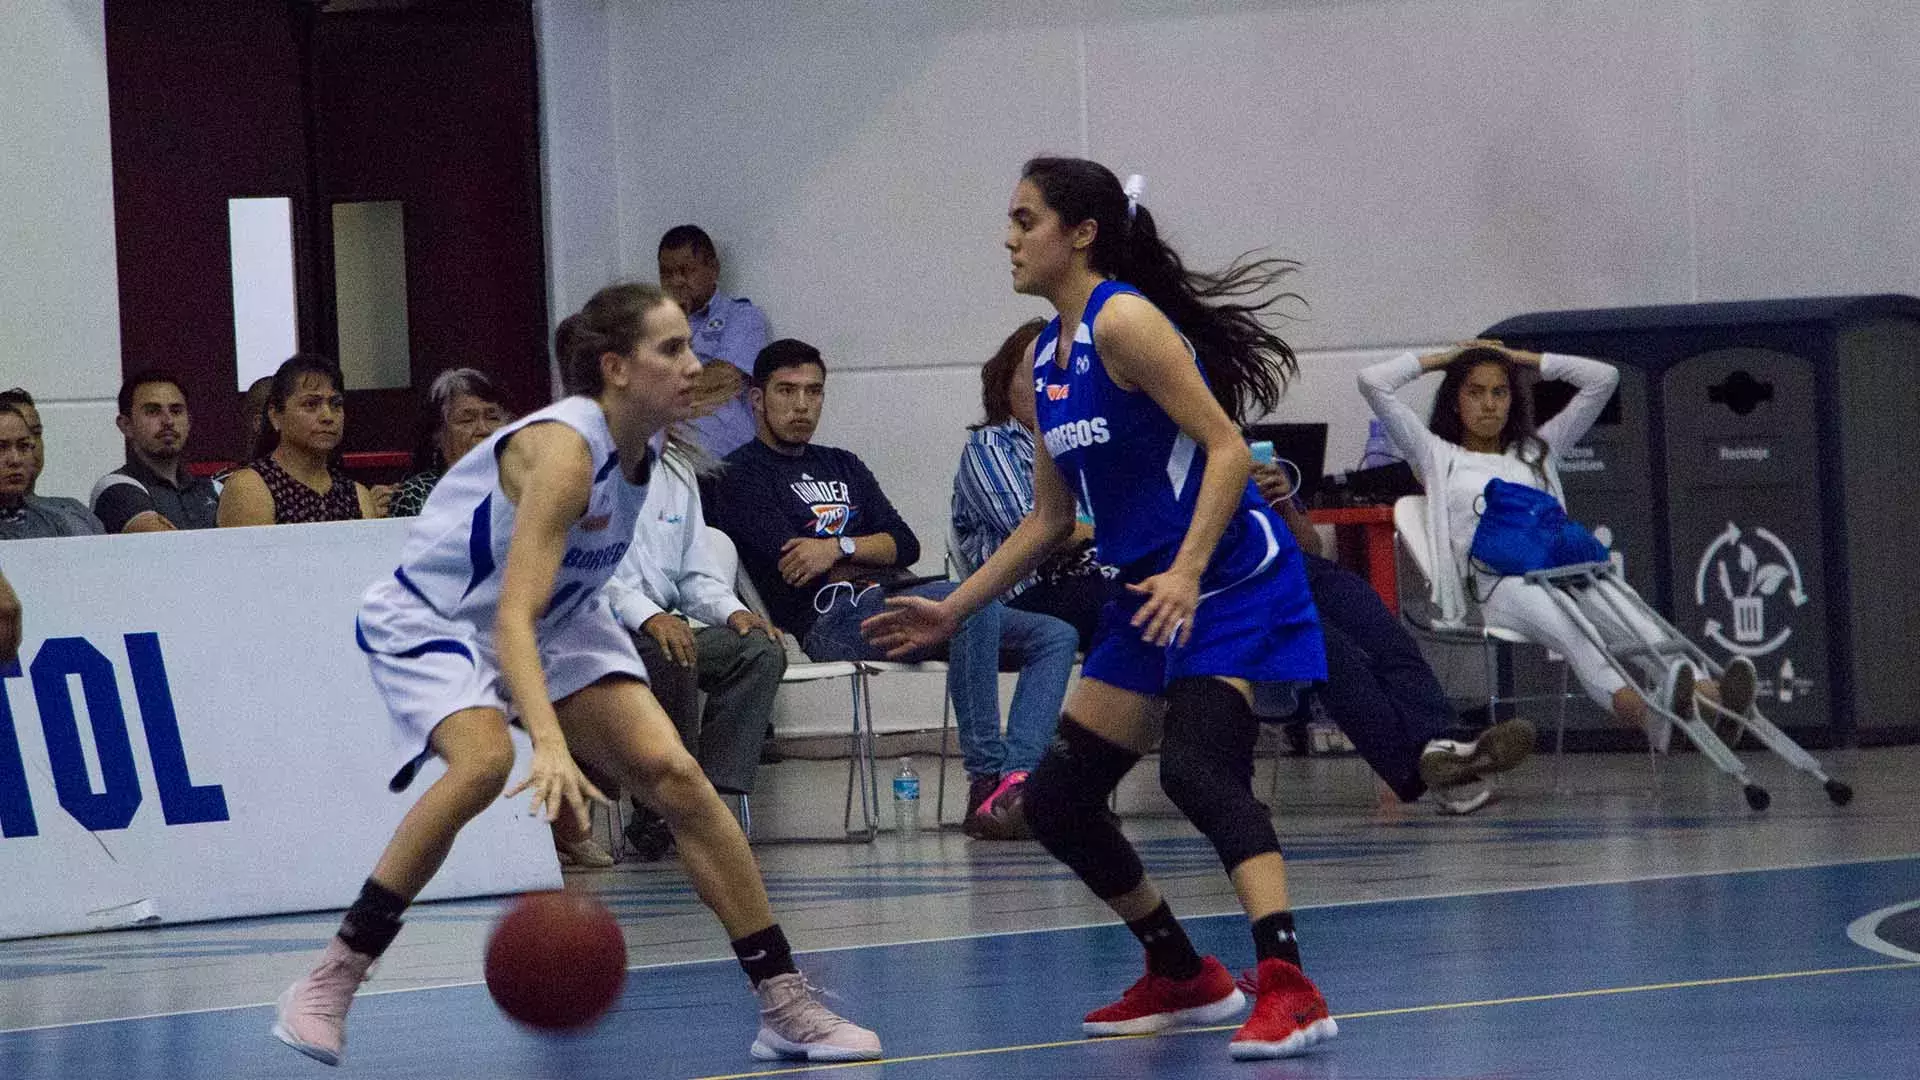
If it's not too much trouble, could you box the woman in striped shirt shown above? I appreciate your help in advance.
[952,319,1117,652]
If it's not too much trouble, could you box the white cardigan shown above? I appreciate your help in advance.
[1357,351,1619,623]
[602,458,749,632]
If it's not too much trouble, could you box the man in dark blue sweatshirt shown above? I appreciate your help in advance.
[710,340,1079,838]
[711,339,961,658]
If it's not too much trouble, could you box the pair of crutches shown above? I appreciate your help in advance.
[1523,562,1852,811]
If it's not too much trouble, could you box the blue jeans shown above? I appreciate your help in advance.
[802,581,1078,778]
[946,599,1079,778]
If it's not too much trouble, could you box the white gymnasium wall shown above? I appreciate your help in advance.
[535,0,621,397]
[531,0,1920,571]
[0,0,124,504]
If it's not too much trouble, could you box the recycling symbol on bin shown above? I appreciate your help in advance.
[1694,522,1807,657]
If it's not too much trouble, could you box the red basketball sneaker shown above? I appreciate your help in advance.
[1228,958,1337,1059]
[1082,955,1247,1036]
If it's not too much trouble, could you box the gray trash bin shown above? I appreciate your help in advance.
[1485,295,1920,746]
[1663,349,1825,731]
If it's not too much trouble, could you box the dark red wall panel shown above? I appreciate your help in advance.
[106,0,546,466]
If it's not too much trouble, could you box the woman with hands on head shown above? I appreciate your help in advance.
[865,158,1334,1062]
[1357,339,1756,749]
[272,283,880,1070]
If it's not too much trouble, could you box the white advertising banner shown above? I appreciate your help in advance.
[0,520,560,940]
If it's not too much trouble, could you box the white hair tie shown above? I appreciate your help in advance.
[1123,173,1146,223]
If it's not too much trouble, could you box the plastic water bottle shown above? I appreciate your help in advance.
[1357,418,1402,470]
[892,757,921,838]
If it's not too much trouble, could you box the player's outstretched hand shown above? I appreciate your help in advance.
[1127,569,1200,648]
[861,594,960,659]
[508,743,609,835]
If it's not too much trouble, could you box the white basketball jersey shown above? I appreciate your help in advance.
[390,396,651,635]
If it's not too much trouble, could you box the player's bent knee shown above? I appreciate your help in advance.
[437,724,516,796]
[627,744,707,798]
[1021,717,1147,899]
[1018,760,1076,844]
[1160,678,1279,870]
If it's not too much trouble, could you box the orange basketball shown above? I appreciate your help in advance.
[484,891,627,1030]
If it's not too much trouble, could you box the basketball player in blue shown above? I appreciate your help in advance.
[273,283,879,1067]
[865,158,1334,1060]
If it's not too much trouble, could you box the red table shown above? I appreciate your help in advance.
[1309,505,1400,614]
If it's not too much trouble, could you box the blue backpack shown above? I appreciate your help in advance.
[1468,478,1609,576]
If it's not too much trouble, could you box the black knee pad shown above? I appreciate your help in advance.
[1159,677,1282,873]
[1024,716,1145,900]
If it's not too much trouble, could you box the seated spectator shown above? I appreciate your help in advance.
[240,375,273,449]
[1251,459,1534,813]
[0,403,103,539]
[214,376,276,487]
[90,370,221,532]
[659,225,768,458]
[217,354,380,526]
[1360,342,1751,750]
[953,319,1116,651]
[710,339,1078,839]
[604,432,786,860]
[388,368,512,517]
[0,569,19,664]
[0,389,44,495]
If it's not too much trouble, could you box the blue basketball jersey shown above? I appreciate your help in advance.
[1033,280,1280,585]
[389,396,651,635]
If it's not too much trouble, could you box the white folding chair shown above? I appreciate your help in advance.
[709,527,879,843]
[1392,496,1580,784]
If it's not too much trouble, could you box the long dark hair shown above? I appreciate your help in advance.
[974,319,1047,429]
[252,353,346,462]
[1020,157,1302,424]
[553,282,673,397]
[1427,348,1548,478]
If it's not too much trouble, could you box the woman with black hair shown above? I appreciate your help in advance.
[867,158,1335,1061]
[217,354,381,525]
[1358,341,1755,748]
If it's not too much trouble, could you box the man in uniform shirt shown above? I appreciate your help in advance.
[658,225,769,458]
[90,371,221,532]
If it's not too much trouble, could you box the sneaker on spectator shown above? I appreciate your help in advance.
[1718,656,1757,717]
[961,773,1000,839]
[1418,718,1536,792]
[1430,780,1492,815]
[749,972,882,1061]
[555,835,614,869]
[624,804,673,862]
[1228,958,1337,1059]
[1082,955,1246,1036]
[968,770,1032,840]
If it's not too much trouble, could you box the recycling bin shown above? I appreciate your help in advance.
[1483,294,1920,746]
[1662,349,1825,731]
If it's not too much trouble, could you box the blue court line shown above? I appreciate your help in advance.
[687,958,1920,1080]
[5,856,1919,1080]
[7,849,1918,979]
